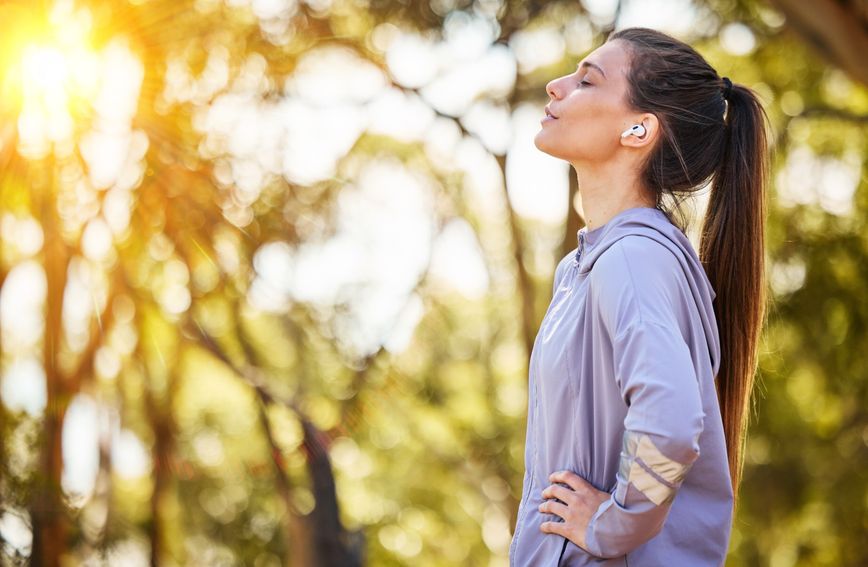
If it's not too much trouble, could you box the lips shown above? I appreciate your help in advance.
[541,106,558,125]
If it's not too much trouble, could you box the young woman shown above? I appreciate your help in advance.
[508,27,769,566]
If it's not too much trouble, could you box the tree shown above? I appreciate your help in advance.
[0,1,866,565]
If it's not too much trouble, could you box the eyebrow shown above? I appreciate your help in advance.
[577,60,606,79]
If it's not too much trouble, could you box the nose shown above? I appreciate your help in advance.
[546,78,561,100]
[546,80,557,99]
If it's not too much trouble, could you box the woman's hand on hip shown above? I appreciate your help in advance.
[538,470,609,549]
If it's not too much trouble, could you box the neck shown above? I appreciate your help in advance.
[571,159,655,231]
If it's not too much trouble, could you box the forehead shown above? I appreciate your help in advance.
[582,39,631,79]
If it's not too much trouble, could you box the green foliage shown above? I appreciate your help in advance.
[0,0,865,565]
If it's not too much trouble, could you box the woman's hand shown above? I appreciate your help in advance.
[538,470,610,549]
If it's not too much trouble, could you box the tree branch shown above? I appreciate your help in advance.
[769,0,868,86]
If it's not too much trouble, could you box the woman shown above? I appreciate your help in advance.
[508,27,769,566]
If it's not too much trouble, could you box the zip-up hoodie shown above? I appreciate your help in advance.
[509,206,733,566]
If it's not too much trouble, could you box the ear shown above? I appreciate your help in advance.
[619,114,659,149]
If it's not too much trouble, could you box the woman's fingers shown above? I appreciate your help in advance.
[538,498,569,519]
[538,470,609,548]
[541,483,576,505]
[539,520,568,537]
[549,470,591,493]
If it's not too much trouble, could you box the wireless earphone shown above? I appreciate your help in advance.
[620,124,646,138]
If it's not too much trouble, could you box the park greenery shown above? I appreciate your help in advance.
[0,0,866,565]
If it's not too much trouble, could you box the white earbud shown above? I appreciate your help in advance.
[620,124,646,138]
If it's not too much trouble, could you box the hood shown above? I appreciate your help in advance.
[575,206,720,375]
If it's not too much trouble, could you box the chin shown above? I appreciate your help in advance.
[534,133,569,161]
[533,131,555,155]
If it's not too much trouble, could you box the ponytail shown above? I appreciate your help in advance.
[698,82,770,497]
[609,27,772,503]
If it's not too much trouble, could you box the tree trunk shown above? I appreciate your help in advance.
[255,394,314,567]
[495,153,536,369]
[301,418,365,567]
[143,360,178,567]
[30,162,70,567]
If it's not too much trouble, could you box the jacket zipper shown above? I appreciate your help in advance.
[573,230,586,266]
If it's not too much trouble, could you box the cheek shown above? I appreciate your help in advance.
[535,116,617,162]
[540,96,625,159]
[571,96,623,134]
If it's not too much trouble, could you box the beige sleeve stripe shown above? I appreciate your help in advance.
[628,461,673,506]
[621,431,691,506]
[635,435,690,485]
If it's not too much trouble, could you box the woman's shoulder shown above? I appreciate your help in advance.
[588,234,689,327]
[590,234,684,289]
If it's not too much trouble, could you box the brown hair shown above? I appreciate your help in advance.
[607,27,770,499]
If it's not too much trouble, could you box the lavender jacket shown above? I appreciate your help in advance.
[509,207,733,566]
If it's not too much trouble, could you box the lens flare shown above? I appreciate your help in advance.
[1,1,101,159]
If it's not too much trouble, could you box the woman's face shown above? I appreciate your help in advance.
[534,39,637,165]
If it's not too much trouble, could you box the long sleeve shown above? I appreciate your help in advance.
[583,238,706,558]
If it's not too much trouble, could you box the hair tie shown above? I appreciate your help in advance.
[721,76,733,100]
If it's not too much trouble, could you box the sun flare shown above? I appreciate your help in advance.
[1,0,101,159]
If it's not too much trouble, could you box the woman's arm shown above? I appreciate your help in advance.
[583,317,704,557]
[539,236,706,558]
[538,319,703,558]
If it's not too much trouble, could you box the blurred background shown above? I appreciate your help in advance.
[0,0,866,565]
